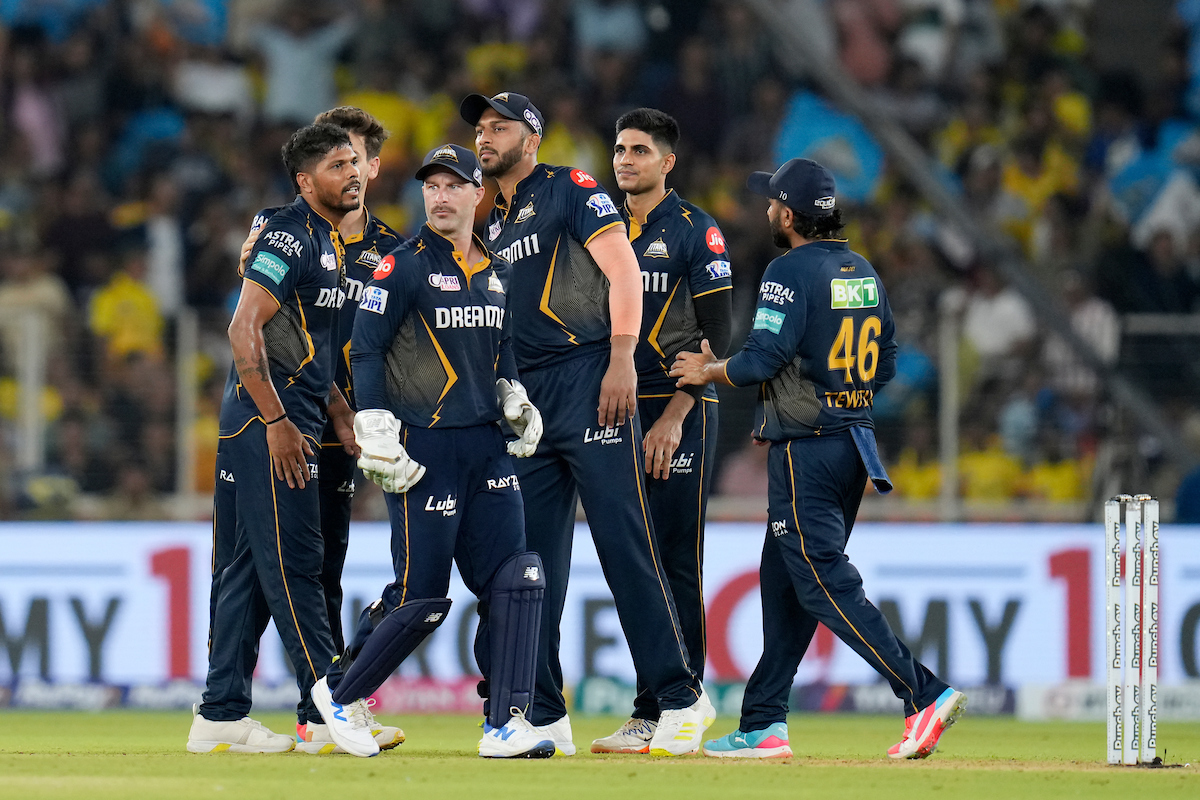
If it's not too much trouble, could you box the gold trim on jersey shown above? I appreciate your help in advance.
[539,238,567,326]
[584,220,624,248]
[646,278,682,358]
[242,276,283,309]
[692,285,732,299]
[419,312,458,402]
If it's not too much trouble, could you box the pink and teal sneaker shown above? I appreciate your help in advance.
[702,722,792,759]
[887,687,967,759]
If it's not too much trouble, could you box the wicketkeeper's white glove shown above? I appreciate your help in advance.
[354,409,426,493]
[496,378,542,458]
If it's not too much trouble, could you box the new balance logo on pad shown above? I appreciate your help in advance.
[424,613,444,623]
[523,566,540,581]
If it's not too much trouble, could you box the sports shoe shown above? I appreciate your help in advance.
[887,688,967,759]
[478,707,556,758]
[295,722,340,754]
[591,717,657,754]
[702,723,792,759]
[536,714,577,756]
[362,699,405,749]
[311,676,380,758]
[186,704,294,753]
[649,689,716,756]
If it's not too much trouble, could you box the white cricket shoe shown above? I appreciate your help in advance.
[591,717,657,754]
[478,707,556,758]
[362,699,405,749]
[186,704,294,753]
[536,714,577,756]
[649,689,716,757]
[311,676,380,758]
[295,722,340,754]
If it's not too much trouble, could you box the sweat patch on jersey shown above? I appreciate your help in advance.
[705,260,731,279]
[753,307,785,334]
[586,192,617,217]
[360,285,389,314]
[830,277,879,309]
[249,251,289,284]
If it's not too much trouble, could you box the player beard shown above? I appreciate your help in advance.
[481,138,526,179]
[318,182,361,214]
[769,213,791,249]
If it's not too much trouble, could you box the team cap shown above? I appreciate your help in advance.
[747,158,837,217]
[460,91,545,138]
[415,144,483,186]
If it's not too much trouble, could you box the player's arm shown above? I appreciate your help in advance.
[874,295,899,390]
[327,384,358,457]
[673,260,804,388]
[228,279,313,489]
[587,225,642,427]
[236,210,276,277]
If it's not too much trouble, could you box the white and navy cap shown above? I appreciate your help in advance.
[415,143,483,186]
[460,91,545,137]
[747,158,837,217]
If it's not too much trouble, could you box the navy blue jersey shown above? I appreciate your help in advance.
[485,165,625,371]
[623,190,732,397]
[245,206,404,420]
[724,239,897,442]
[219,196,346,439]
[350,224,515,429]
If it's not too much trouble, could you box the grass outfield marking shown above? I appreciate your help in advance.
[0,711,1196,799]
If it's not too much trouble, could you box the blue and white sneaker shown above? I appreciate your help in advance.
[478,707,556,758]
[702,723,793,759]
[311,676,380,758]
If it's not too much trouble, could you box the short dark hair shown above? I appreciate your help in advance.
[282,123,352,193]
[315,106,390,160]
[615,108,680,153]
[789,208,845,240]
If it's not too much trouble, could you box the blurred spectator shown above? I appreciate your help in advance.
[896,0,965,83]
[889,419,941,500]
[254,1,356,125]
[171,45,255,122]
[0,249,74,373]
[710,0,775,117]
[660,36,726,159]
[573,0,647,77]
[1024,428,1089,503]
[103,460,167,520]
[9,45,67,177]
[834,0,902,88]
[538,92,609,178]
[870,56,946,142]
[47,410,116,494]
[958,420,1024,501]
[1041,270,1119,401]
[88,246,165,364]
[958,266,1036,387]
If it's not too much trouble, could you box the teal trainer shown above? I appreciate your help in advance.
[702,722,793,759]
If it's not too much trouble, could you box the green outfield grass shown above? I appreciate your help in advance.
[1,711,1197,799]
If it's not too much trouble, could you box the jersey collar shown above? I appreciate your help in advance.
[421,223,494,282]
[341,207,373,245]
[494,164,548,217]
[797,238,849,253]
[295,195,337,233]
[622,189,677,242]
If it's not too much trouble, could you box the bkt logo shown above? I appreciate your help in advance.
[315,286,346,309]
[771,520,788,537]
[425,494,457,516]
[523,566,540,581]
[486,475,520,490]
[583,426,623,445]
[830,277,879,309]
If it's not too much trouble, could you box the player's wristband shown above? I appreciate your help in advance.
[265,413,288,425]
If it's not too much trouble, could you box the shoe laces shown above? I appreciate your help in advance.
[504,706,535,733]
[655,707,689,738]
[362,697,379,727]
[345,699,373,731]
[621,718,655,737]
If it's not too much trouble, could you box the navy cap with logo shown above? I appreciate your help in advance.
[415,143,483,186]
[460,91,545,138]
[746,158,837,217]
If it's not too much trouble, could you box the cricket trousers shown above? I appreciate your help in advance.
[516,345,701,726]
[327,423,526,689]
[201,424,336,725]
[316,443,355,651]
[631,393,718,721]
[739,432,948,731]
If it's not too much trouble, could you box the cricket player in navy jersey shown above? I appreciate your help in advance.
[591,108,733,754]
[672,158,966,760]
[225,107,405,755]
[306,144,554,759]
[462,91,714,757]
[188,123,360,754]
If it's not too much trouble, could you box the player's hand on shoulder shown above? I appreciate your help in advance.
[496,379,542,457]
[237,227,261,278]
[354,409,426,493]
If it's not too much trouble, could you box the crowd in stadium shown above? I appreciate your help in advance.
[0,0,1197,519]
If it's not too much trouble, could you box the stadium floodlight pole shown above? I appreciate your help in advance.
[743,0,1196,470]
